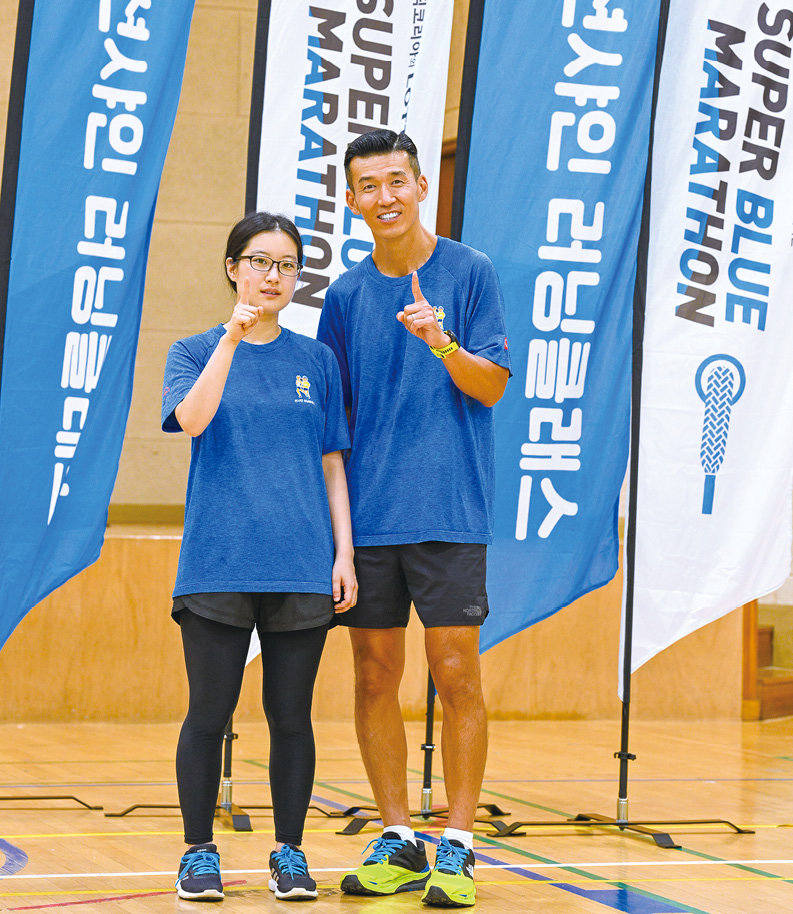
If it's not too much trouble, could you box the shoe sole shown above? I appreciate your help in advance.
[422,884,475,907]
[341,873,430,896]
[268,878,318,900]
[175,886,224,901]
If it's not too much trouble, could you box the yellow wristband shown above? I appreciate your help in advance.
[430,331,460,359]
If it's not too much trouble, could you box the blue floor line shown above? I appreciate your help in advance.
[0,839,29,876]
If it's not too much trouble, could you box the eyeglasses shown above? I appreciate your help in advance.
[237,254,302,277]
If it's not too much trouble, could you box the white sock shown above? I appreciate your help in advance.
[442,827,473,850]
[383,824,417,846]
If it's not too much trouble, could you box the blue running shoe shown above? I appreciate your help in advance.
[269,844,318,900]
[175,843,223,901]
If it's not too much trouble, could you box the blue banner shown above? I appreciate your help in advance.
[458,0,662,651]
[0,0,195,649]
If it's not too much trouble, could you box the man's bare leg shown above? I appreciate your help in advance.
[425,626,487,831]
[349,627,411,826]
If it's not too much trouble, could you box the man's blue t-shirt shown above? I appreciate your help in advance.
[162,326,349,596]
[317,236,510,546]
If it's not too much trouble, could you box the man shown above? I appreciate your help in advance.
[317,129,510,908]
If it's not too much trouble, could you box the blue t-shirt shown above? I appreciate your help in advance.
[162,326,349,596]
[317,236,510,546]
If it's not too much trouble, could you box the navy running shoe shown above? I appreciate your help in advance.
[175,842,224,901]
[269,844,318,900]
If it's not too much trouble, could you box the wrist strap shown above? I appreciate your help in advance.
[430,333,460,360]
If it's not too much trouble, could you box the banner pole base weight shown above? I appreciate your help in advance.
[484,812,753,848]
[216,801,252,832]
[420,787,433,817]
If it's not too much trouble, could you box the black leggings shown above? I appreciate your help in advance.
[176,609,328,846]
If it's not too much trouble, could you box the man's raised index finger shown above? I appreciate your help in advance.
[411,271,423,302]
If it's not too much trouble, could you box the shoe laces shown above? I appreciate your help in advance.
[362,834,406,863]
[181,850,219,877]
[434,837,470,875]
[272,844,308,876]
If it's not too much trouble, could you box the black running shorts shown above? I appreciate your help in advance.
[172,591,333,632]
[336,541,489,629]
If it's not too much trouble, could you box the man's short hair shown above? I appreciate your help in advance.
[344,129,421,187]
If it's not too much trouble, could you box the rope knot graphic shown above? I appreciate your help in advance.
[695,354,745,515]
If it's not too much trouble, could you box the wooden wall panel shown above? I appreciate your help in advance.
[0,531,741,723]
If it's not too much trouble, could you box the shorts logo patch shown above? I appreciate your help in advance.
[462,604,483,617]
[295,374,313,403]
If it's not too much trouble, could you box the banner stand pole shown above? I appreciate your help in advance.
[216,715,253,832]
[420,671,437,816]
[337,667,510,836]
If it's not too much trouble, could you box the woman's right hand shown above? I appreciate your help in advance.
[226,278,263,342]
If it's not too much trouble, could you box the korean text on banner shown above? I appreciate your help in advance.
[629,0,793,674]
[248,0,454,337]
[0,0,195,649]
[458,0,662,651]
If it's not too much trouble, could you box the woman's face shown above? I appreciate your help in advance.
[225,230,300,315]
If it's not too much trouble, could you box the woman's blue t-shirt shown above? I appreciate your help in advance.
[162,326,349,596]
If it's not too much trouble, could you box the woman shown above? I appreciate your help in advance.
[162,212,356,902]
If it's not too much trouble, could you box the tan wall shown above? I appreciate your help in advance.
[0,529,741,723]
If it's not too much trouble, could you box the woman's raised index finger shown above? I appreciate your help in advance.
[238,276,250,306]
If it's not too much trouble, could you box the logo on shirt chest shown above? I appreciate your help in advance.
[295,374,314,404]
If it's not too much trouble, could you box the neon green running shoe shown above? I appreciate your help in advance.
[421,837,476,907]
[341,831,430,895]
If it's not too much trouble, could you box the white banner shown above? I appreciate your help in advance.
[249,0,453,338]
[627,0,793,675]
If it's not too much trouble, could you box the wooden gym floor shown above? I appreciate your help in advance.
[1,718,792,912]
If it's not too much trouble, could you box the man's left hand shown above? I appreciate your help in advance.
[397,272,450,350]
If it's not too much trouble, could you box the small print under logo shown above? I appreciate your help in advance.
[433,305,446,330]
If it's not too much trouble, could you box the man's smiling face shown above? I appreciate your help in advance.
[345,150,428,244]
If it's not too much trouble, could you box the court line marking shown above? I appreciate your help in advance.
[3,859,793,880]
[4,880,248,910]
[2,873,793,901]
[5,774,793,784]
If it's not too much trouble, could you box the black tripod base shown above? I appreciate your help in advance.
[0,794,102,811]
[335,803,510,836]
[105,803,181,818]
[104,802,251,832]
[485,811,754,847]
